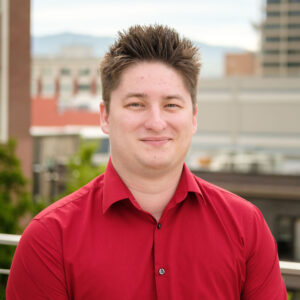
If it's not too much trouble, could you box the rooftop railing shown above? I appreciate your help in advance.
[0,233,21,275]
[280,261,300,290]
[1,233,300,289]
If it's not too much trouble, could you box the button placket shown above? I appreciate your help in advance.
[154,221,165,279]
[154,218,169,300]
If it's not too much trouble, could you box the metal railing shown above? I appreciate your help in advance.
[0,233,21,275]
[0,233,21,246]
[280,261,300,289]
[1,233,300,289]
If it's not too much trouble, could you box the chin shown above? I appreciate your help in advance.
[139,156,178,171]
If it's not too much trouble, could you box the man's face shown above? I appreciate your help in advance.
[100,61,197,176]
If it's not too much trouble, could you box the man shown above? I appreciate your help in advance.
[7,25,287,299]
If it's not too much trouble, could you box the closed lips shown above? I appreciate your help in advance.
[140,137,171,141]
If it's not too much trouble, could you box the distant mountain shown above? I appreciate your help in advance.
[31,33,114,58]
[31,32,246,78]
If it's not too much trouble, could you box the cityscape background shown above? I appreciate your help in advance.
[1,0,300,297]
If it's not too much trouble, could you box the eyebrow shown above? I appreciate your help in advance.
[123,93,147,100]
[164,94,185,101]
[123,93,185,101]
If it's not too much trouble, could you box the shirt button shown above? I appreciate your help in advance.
[157,223,162,229]
[158,268,166,275]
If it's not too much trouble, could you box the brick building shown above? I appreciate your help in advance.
[225,52,258,77]
[0,0,31,178]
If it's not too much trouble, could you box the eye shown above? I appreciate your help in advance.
[131,102,142,107]
[165,103,181,109]
[126,102,145,109]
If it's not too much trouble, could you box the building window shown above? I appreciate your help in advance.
[287,62,300,67]
[79,69,90,76]
[288,36,300,41]
[288,11,300,16]
[264,24,281,29]
[78,84,90,91]
[263,50,280,54]
[60,68,71,76]
[277,216,293,260]
[288,24,300,29]
[265,36,280,42]
[263,62,280,67]
[267,11,281,17]
[288,49,300,54]
[276,216,300,261]
[267,0,281,3]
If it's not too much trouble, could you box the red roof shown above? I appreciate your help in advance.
[31,97,100,127]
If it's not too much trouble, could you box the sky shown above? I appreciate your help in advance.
[31,0,263,51]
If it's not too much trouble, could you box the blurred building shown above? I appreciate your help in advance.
[31,72,300,176]
[31,46,107,200]
[189,77,300,174]
[32,45,101,108]
[31,96,108,200]
[260,0,300,76]
[0,0,31,178]
[225,52,258,76]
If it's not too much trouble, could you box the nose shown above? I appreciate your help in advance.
[144,106,167,132]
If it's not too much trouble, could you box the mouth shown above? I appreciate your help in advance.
[140,137,172,146]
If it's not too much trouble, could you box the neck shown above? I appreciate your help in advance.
[111,159,184,221]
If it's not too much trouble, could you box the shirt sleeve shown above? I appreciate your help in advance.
[6,219,69,300]
[241,206,287,300]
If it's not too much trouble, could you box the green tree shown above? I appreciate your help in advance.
[60,140,106,196]
[0,140,32,297]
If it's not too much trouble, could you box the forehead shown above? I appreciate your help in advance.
[115,61,189,94]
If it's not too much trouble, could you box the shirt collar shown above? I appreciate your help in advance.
[102,159,134,214]
[168,163,203,207]
[102,158,204,214]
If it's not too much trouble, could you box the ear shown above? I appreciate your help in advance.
[99,102,109,134]
[192,105,198,134]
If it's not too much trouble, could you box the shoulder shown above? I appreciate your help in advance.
[192,174,270,251]
[193,174,258,215]
[30,173,105,234]
[16,173,106,262]
[36,173,104,218]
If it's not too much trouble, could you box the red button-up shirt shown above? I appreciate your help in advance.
[7,160,287,299]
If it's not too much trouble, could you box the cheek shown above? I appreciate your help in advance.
[172,116,195,131]
[124,114,146,128]
[111,115,141,134]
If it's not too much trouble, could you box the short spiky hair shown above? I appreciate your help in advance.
[100,24,201,112]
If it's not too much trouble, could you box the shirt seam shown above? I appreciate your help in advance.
[34,185,98,221]
[32,219,70,298]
